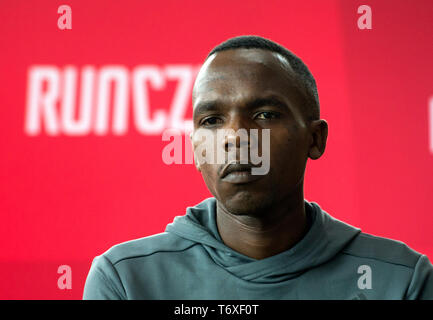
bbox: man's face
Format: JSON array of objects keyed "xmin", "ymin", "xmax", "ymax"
[{"xmin": 191, "ymin": 48, "xmax": 313, "ymax": 216}]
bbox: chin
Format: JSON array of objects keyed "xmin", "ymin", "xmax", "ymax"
[{"xmin": 219, "ymin": 191, "xmax": 272, "ymax": 216}]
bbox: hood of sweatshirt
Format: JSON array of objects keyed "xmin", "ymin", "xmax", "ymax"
[{"xmin": 165, "ymin": 197, "xmax": 361, "ymax": 283}]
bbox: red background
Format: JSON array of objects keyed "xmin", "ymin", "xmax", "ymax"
[{"xmin": 0, "ymin": 0, "xmax": 432, "ymax": 299}]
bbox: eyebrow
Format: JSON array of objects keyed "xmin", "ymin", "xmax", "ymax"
[
  {"xmin": 247, "ymin": 96, "xmax": 289, "ymax": 111},
  {"xmin": 193, "ymin": 95, "xmax": 289, "ymax": 118}
]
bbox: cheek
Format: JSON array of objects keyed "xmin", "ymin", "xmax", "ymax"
[
  {"xmin": 192, "ymin": 131, "xmax": 222, "ymax": 169},
  {"xmin": 198, "ymin": 164, "xmax": 219, "ymax": 192},
  {"xmin": 269, "ymin": 128, "xmax": 308, "ymax": 175},
  {"xmin": 269, "ymin": 128, "xmax": 292, "ymax": 160}
]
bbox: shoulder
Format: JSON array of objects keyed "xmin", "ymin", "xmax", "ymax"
[
  {"xmin": 342, "ymin": 231, "xmax": 422, "ymax": 268},
  {"xmin": 100, "ymin": 231, "xmax": 197, "ymax": 266},
  {"xmin": 84, "ymin": 232, "xmax": 196, "ymax": 299}
]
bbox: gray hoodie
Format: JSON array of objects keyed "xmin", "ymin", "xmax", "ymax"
[{"xmin": 83, "ymin": 197, "xmax": 433, "ymax": 299}]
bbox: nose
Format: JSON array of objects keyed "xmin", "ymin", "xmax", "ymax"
[{"xmin": 222, "ymin": 114, "xmax": 251, "ymax": 153}]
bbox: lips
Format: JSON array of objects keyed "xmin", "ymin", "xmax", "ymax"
[
  {"xmin": 220, "ymin": 162, "xmax": 255, "ymax": 179},
  {"xmin": 219, "ymin": 162, "xmax": 264, "ymax": 184}
]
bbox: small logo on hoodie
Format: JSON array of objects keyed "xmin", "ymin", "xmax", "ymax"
[{"xmin": 351, "ymin": 292, "xmax": 368, "ymax": 300}]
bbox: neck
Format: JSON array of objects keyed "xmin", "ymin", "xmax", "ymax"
[{"xmin": 216, "ymin": 188, "xmax": 309, "ymax": 260}]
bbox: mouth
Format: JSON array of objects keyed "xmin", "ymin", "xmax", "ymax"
[{"xmin": 220, "ymin": 162, "xmax": 263, "ymax": 184}]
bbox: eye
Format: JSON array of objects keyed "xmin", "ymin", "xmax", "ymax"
[
  {"xmin": 201, "ymin": 116, "xmax": 223, "ymax": 126},
  {"xmin": 255, "ymin": 111, "xmax": 281, "ymax": 120}
]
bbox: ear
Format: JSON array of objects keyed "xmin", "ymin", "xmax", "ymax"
[
  {"xmin": 190, "ymin": 131, "xmax": 201, "ymax": 172},
  {"xmin": 308, "ymin": 119, "xmax": 328, "ymax": 160}
]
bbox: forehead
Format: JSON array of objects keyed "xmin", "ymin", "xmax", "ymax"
[{"xmin": 193, "ymin": 48, "xmax": 301, "ymax": 106}]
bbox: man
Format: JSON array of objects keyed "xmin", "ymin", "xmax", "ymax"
[{"xmin": 83, "ymin": 35, "xmax": 433, "ymax": 299}]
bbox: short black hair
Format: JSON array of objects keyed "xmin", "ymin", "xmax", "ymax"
[{"xmin": 206, "ymin": 35, "xmax": 320, "ymax": 121}]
